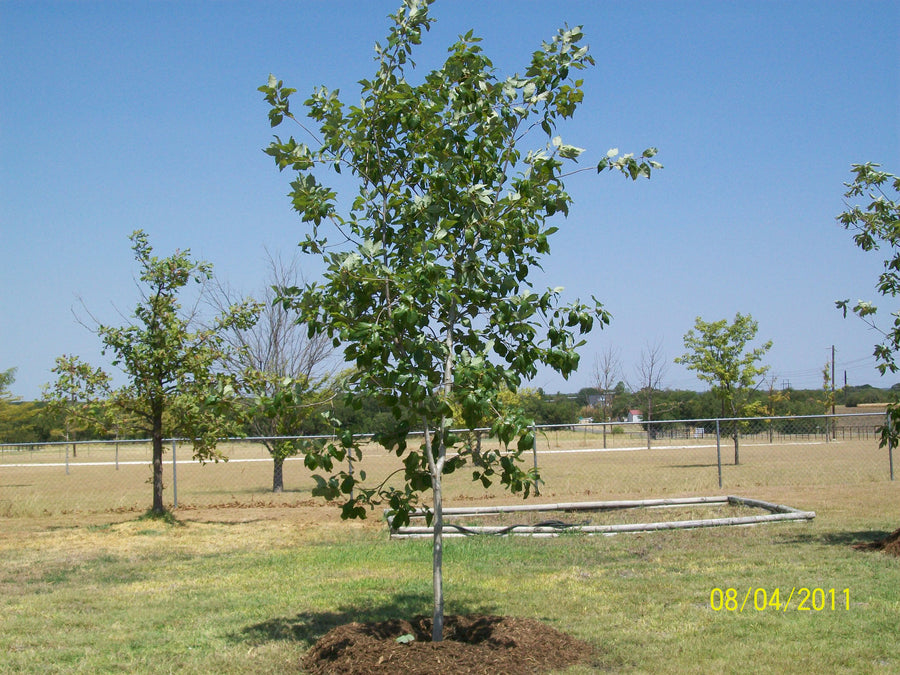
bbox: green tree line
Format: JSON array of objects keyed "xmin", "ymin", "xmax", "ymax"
[{"xmin": 2, "ymin": 377, "xmax": 891, "ymax": 446}]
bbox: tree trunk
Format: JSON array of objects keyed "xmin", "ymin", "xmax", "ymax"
[
  {"xmin": 431, "ymin": 460, "xmax": 444, "ymax": 643},
  {"xmin": 732, "ymin": 408, "xmax": 740, "ymax": 465},
  {"xmin": 733, "ymin": 431, "xmax": 740, "ymax": 465},
  {"xmin": 152, "ymin": 431, "xmax": 165, "ymax": 514},
  {"xmin": 273, "ymin": 456, "xmax": 284, "ymax": 493},
  {"xmin": 423, "ymin": 424, "xmax": 445, "ymax": 642},
  {"xmin": 151, "ymin": 402, "xmax": 166, "ymax": 515}
]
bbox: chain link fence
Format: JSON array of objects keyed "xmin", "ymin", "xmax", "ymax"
[{"xmin": 1, "ymin": 413, "xmax": 893, "ymax": 517}]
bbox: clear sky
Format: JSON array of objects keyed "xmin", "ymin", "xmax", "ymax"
[{"xmin": 2, "ymin": 0, "xmax": 898, "ymax": 401}]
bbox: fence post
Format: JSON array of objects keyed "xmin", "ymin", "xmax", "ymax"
[
  {"xmin": 716, "ymin": 419, "xmax": 722, "ymax": 489},
  {"xmin": 171, "ymin": 439, "xmax": 178, "ymax": 509}
]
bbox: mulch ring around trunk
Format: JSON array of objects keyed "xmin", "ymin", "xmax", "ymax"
[
  {"xmin": 302, "ymin": 614, "xmax": 595, "ymax": 675},
  {"xmin": 853, "ymin": 527, "xmax": 900, "ymax": 556}
]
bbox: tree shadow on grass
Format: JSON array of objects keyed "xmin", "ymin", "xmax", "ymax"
[
  {"xmin": 777, "ymin": 529, "xmax": 893, "ymax": 547},
  {"xmin": 233, "ymin": 592, "xmax": 498, "ymax": 649},
  {"xmin": 182, "ymin": 518, "xmax": 273, "ymax": 526}
]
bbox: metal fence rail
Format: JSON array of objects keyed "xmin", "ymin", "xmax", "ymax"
[{"xmin": 0, "ymin": 413, "xmax": 892, "ymax": 517}]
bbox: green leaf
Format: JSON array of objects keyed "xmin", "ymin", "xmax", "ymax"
[{"xmin": 558, "ymin": 144, "xmax": 584, "ymax": 160}]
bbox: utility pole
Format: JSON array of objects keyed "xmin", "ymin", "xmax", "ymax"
[
  {"xmin": 831, "ymin": 345, "xmax": 836, "ymax": 440},
  {"xmin": 831, "ymin": 345, "xmax": 836, "ymax": 416}
]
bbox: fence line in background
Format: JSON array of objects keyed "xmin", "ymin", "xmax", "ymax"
[{"xmin": 0, "ymin": 412, "xmax": 893, "ymax": 516}]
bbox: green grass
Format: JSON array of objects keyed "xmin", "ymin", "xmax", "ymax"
[
  {"xmin": 1, "ymin": 432, "xmax": 898, "ymax": 672},
  {"xmin": 1, "ymin": 483, "xmax": 899, "ymax": 674}
]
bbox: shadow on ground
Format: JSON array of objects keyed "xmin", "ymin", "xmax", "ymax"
[
  {"xmin": 778, "ymin": 529, "xmax": 893, "ymax": 547},
  {"xmin": 234, "ymin": 592, "xmax": 497, "ymax": 648}
]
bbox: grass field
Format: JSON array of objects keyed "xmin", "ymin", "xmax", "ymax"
[
  {"xmin": 0, "ymin": 428, "xmax": 892, "ymax": 516},
  {"xmin": 1, "ymin": 432, "xmax": 899, "ymax": 673}
]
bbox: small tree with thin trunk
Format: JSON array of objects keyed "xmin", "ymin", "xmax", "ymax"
[
  {"xmin": 43, "ymin": 355, "xmax": 112, "ymax": 456},
  {"xmin": 261, "ymin": 0, "xmax": 659, "ymax": 641},
  {"xmin": 1, "ymin": 368, "xmax": 39, "ymax": 443},
  {"xmin": 675, "ymin": 313, "xmax": 772, "ymax": 464},
  {"xmin": 633, "ymin": 339, "xmax": 668, "ymax": 448},
  {"xmin": 593, "ymin": 346, "xmax": 622, "ymax": 448},
  {"xmin": 47, "ymin": 231, "xmax": 258, "ymax": 515},
  {"xmin": 208, "ymin": 253, "xmax": 334, "ymax": 492}
]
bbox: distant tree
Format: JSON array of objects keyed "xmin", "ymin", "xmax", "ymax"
[
  {"xmin": 530, "ymin": 393, "xmax": 581, "ymax": 425},
  {"xmin": 260, "ymin": 0, "xmax": 659, "ymax": 641},
  {"xmin": 208, "ymin": 253, "xmax": 334, "ymax": 492},
  {"xmin": 0, "ymin": 368, "xmax": 15, "ymax": 399},
  {"xmin": 633, "ymin": 339, "xmax": 668, "ymax": 447},
  {"xmin": 675, "ymin": 313, "xmax": 772, "ymax": 464},
  {"xmin": 43, "ymin": 355, "xmax": 112, "ymax": 455},
  {"xmin": 756, "ymin": 374, "xmax": 790, "ymax": 441},
  {"xmin": 0, "ymin": 368, "xmax": 37, "ymax": 443},
  {"xmin": 610, "ymin": 381, "xmax": 631, "ymax": 419},
  {"xmin": 836, "ymin": 162, "xmax": 900, "ymax": 449},
  {"xmin": 45, "ymin": 231, "xmax": 258, "ymax": 515},
  {"xmin": 821, "ymin": 361, "xmax": 838, "ymax": 439},
  {"xmin": 843, "ymin": 385, "xmax": 887, "ymax": 407},
  {"xmin": 593, "ymin": 346, "xmax": 622, "ymax": 447}
]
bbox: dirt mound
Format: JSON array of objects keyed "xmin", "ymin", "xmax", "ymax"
[
  {"xmin": 853, "ymin": 527, "xmax": 900, "ymax": 556},
  {"xmin": 302, "ymin": 614, "xmax": 594, "ymax": 674}
]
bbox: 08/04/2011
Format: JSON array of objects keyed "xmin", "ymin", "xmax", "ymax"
[{"xmin": 710, "ymin": 587, "xmax": 850, "ymax": 612}]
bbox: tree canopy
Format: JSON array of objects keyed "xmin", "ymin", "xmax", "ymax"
[
  {"xmin": 837, "ymin": 163, "xmax": 900, "ymax": 375},
  {"xmin": 0, "ymin": 368, "xmax": 36, "ymax": 443},
  {"xmin": 261, "ymin": 0, "xmax": 659, "ymax": 640},
  {"xmin": 208, "ymin": 254, "xmax": 334, "ymax": 493},
  {"xmin": 836, "ymin": 162, "xmax": 900, "ymax": 445},
  {"xmin": 675, "ymin": 313, "xmax": 772, "ymax": 463},
  {"xmin": 45, "ymin": 231, "xmax": 259, "ymax": 514}
]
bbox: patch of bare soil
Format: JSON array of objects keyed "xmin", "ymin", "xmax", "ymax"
[
  {"xmin": 302, "ymin": 614, "xmax": 594, "ymax": 675},
  {"xmin": 853, "ymin": 527, "xmax": 900, "ymax": 556}
]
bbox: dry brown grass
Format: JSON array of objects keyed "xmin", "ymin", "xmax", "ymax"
[{"xmin": 1, "ymin": 430, "xmax": 894, "ymax": 525}]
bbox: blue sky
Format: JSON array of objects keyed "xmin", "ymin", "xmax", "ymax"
[{"xmin": 2, "ymin": 0, "xmax": 898, "ymax": 401}]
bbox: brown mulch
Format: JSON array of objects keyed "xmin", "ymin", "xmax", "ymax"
[
  {"xmin": 302, "ymin": 614, "xmax": 595, "ymax": 675},
  {"xmin": 853, "ymin": 527, "xmax": 900, "ymax": 556}
]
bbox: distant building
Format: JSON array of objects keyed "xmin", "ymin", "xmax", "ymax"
[{"xmin": 627, "ymin": 409, "xmax": 643, "ymax": 423}]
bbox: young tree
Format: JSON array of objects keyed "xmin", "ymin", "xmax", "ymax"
[
  {"xmin": 0, "ymin": 368, "xmax": 37, "ymax": 443},
  {"xmin": 632, "ymin": 339, "xmax": 668, "ymax": 448},
  {"xmin": 593, "ymin": 346, "xmax": 622, "ymax": 448},
  {"xmin": 836, "ymin": 162, "xmax": 900, "ymax": 446},
  {"xmin": 43, "ymin": 355, "xmax": 112, "ymax": 454},
  {"xmin": 260, "ymin": 0, "xmax": 659, "ymax": 640},
  {"xmin": 675, "ymin": 313, "xmax": 772, "ymax": 464},
  {"xmin": 759, "ymin": 374, "xmax": 789, "ymax": 441},
  {"xmin": 208, "ymin": 253, "xmax": 334, "ymax": 492},
  {"xmin": 0, "ymin": 368, "xmax": 16, "ymax": 400},
  {"xmin": 46, "ymin": 231, "xmax": 258, "ymax": 515}
]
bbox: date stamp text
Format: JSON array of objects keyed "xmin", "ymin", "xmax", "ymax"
[{"xmin": 710, "ymin": 587, "xmax": 850, "ymax": 612}]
